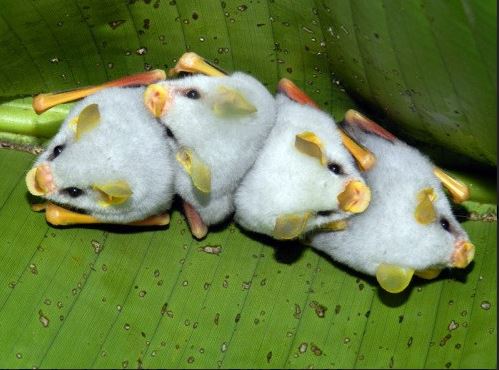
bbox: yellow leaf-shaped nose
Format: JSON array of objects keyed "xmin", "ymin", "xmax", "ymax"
[
  {"xmin": 376, "ymin": 264, "xmax": 415, "ymax": 293},
  {"xmin": 26, "ymin": 164, "xmax": 55, "ymax": 195},
  {"xmin": 452, "ymin": 241, "xmax": 475, "ymax": 268},
  {"xmin": 26, "ymin": 167, "xmax": 45, "ymax": 196},
  {"xmin": 144, "ymin": 84, "xmax": 171, "ymax": 117},
  {"xmin": 337, "ymin": 181, "xmax": 371, "ymax": 213}
]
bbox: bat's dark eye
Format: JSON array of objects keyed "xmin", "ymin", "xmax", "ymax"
[
  {"xmin": 166, "ymin": 127, "xmax": 175, "ymax": 138},
  {"xmin": 328, "ymin": 162, "xmax": 343, "ymax": 175},
  {"xmin": 185, "ymin": 89, "xmax": 200, "ymax": 99},
  {"xmin": 440, "ymin": 217, "xmax": 450, "ymax": 232},
  {"xmin": 49, "ymin": 145, "xmax": 65, "ymax": 160},
  {"xmin": 53, "ymin": 145, "xmax": 64, "ymax": 158},
  {"xmin": 62, "ymin": 187, "xmax": 84, "ymax": 198}
]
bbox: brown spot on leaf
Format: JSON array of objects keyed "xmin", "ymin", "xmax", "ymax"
[
  {"xmin": 294, "ymin": 304, "xmax": 302, "ymax": 319},
  {"xmin": 440, "ymin": 334, "xmax": 452, "ymax": 346},
  {"xmin": 38, "ymin": 310, "xmax": 49, "ymax": 327},
  {"xmin": 309, "ymin": 300, "xmax": 327, "ymax": 318},
  {"xmin": 311, "ymin": 343, "xmax": 322, "ymax": 356},
  {"xmin": 199, "ymin": 245, "xmax": 222, "ymax": 255}
]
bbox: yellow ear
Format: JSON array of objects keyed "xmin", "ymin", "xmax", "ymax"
[
  {"xmin": 414, "ymin": 187, "xmax": 437, "ymax": 224},
  {"xmin": 212, "ymin": 86, "xmax": 257, "ymax": 117},
  {"xmin": 93, "ymin": 180, "xmax": 132, "ymax": 207},
  {"xmin": 176, "ymin": 148, "xmax": 211, "ymax": 193},
  {"xmin": 295, "ymin": 131, "xmax": 327, "ymax": 165},
  {"xmin": 273, "ymin": 212, "xmax": 311, "ymax": 240},
  {"xmin": 75, "ymin": 104, "xmax": 101, "ymax": 140},
  {"xmin": 376, "ymin": 264, "xmax": 415, "ymax": 293}
]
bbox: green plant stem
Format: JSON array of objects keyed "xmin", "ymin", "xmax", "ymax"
[{"xmin": 0, "ymin": 97, "xmax": 71, "ymax": 138}]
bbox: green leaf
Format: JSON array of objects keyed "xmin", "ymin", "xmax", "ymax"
[
  {"xmin": 0, "ymin": 98, "xmax": 71, "ymax": 139},
  {"xmin": 0, "ymin": 1, "xmax": 495, "ymax": 168},
  {"xmin": 0, "ymin": 0, "xmax": 496, "ymax": 368},
  {"xmin": 0, "ymin": 149, "xmax": 496, "ymax": 368},
  {"xmin": 316, "ymin": 0, "xmax": 496, "ymax": 166}
]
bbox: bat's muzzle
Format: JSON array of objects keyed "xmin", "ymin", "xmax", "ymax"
[
  {"xmin": 144, "ymin": 84, "xmax": 171, "ymax": 118},
  {"xmin": 451, "ymin": 240, "xmax": 475, "ymax": 268},
  {"xmin": 26, "ymin": 164, "xmax": 56, "ymax": 196},
  {"xmin": 337, "ymin": 180, "xmax": 371, "ymax": 213}
]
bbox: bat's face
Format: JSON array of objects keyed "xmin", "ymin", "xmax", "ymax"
[
  {"xmin": 235, "ymin": 96, "xmax": 370, "ymax": 240},
  {"xmin": 361, "ymin": 173, "xmax": 471, "ymax": 272},
  {"xmin": 311, "ymin": 134, "xmax": 474, "ymax": 293},
  {"xmin": 144, "ymin": 72, "xmax": 276, "ymax": 196},
  {"xmin": 26, "ymin": 87, "xmax": 174, "ymax": 223}
]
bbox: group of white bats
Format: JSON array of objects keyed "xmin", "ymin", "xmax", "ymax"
[{"xmin": 25, "ymin": 52, "xmax": 475, "ymax": 293}]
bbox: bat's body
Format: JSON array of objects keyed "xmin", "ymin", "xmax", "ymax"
[
  {"xmin": 26, "ymin": 87, "xmax": 175, "ymax": 224},
  {"xmin": 145, "ymin": 72, "xmax": 276, "ymax": 237},
  {"xmin": 234, "ymin": 95, "xmax": 370, "ymax": 240},
  {"xmin": 310, "ymin": 120, "xmax": 474, "ymax": 292}
]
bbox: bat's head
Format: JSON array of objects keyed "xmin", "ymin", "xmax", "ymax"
[
  {"xmin": 235, "ymin": 95, "xmax": 371, "ymax": 240},
  {"xmin": 143, "ymin": 72, "xmax": 276, "ymax": 196},
  {"xmin": 26, "ymin": 87, "xmax": 174, "ymax": 224},
  {"xmin": 311, "ymin": 133, "xmax": 474, "ymax": 293}
]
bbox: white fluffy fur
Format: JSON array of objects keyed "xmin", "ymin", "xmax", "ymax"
[
  {"xmin": 155, "ymin": 72, "xmax": 276, "ymax": 225},
  {"xmin": 310, "ymin": 127, "xmax": 471, "ymax": 276},
  {"xmin": 33, "ymin": 87, "xmax": 175, "ymax": 223},
  {"xmin": 234, "ymin": 95, "xmax": 367, "ymax": 237}
]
